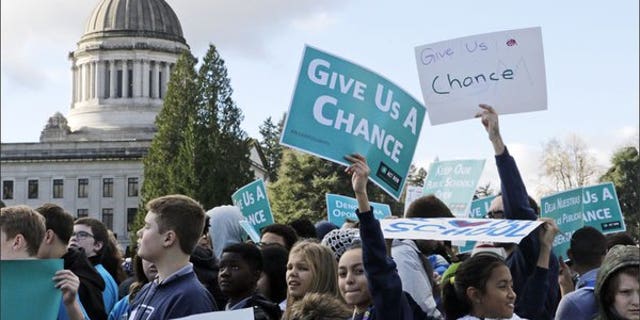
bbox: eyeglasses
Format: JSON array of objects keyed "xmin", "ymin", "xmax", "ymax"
[
  {"xmin": 71, "ymin": 231, "xmax": 94, "ymax": 239},
  {"xmin": 486, "ymin": 210, "xmax": 505, "ymax": 219}
]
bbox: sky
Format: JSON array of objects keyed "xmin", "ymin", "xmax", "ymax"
[{"xmin": 1, "ymin": 0, "xmax": 638, "ymax": 199}]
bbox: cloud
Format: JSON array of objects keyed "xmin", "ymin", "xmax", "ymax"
[{"xmin": 169, "ymin": 0, "xmax": 343, "ymax": 57}]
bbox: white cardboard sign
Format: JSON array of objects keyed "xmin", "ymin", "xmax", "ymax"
[{"xmin": 415, "ymin": 27, "xmax": 547, "ymax": 125}]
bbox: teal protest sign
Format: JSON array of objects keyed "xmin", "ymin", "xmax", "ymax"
[
  {"xmin": 541, "ymin": 182, "xmax": 625, "ymax": 259},
  {"xmin": 582, "ymin": 182, "xmax": 625, "ymax": 233},
  {"xmin": 458, "ymin": 195, "xmax": 497, "ymax": 253},
  {"xmin": 1, "ymin": 259, "xmax": 63, "ymax": 320},
  {"xmin": 281, "ymin": 46, "xmax": 426, "ymax": 200},
  {"xmin": 326, "ymin": 193, "xmax": 392, "ymax": 227},
  {"xmin": 541, "ymin": 188, "xmax": 586, "ymax": 259},
  {"xmin": 232, "ymin": 179, "xmax": 274, "ymax": 235},
  {"xmin": 422, "ymin": 159, "xmax": 486, "ymax": 217},
  {"xmin": 239, "ymin": 219, "xmax": 261, "ymax": 243}
]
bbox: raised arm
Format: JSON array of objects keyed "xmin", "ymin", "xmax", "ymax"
[
  {"xmin": 475, "ymin": 104, "xmax": 536, "ymax": 221},
  {"xmin": 345, "ymin": 154, "xmax": 410, "ymax": 320}
]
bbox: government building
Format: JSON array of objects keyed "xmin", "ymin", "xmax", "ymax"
[{"xmin": 0, "ymin": 0, "xmax": 267, "ymax": 247}]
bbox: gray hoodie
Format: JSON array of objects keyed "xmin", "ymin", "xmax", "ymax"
[{"xmin": 594, "ymin": 245, "xmax": 640, "ymax": 320}]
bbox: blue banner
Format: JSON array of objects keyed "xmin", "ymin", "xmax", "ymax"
[{"xmin": 281, "ymin": 46, "xmax": 426, "ymax": 200}]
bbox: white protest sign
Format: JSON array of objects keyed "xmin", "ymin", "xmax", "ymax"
[
  {"xmin": 415, "ymin": 27, "xmax": 547, "ymax": 125},
  {"xmin": 173, "ymin": 308, "xmax": 254, "ymax": 320},
  {"xmin": 380, "ymin": 218, "xmax": 542, "ymax": 243}
]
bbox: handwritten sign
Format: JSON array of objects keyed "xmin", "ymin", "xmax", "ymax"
[
  {"xmin": 326, "ymin": 193, "xmax": 392, "ymax": 227},
  {"xmin": 415, "ymin": 27, "xmax": 547, "ymax": 125},
  {"xmin": 1, "ymin": 259, "xmax": 63, "ymax": 320},
  {"xmin": 541, "ymin": 182, "xmax": 625, "ymax": 259},
  {"xmin": 422, "ymin": 159, "xmax": 486, "ymax": 217},
  {"xmin": 281, "ymin": 46, "xmax": 426, "ymax": 200},
  {"xmin": 458, "ymin": 195, "xmax": 498, "ymax": 253},
  {"xmin": 232, "ymin": 179, "xmax": 274, "ymax": 235},
  {"xmin": 380, "ymin": 218, "xmax": 542, "ymax": 243}
]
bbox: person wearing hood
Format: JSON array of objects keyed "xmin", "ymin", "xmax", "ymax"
[
  {"xmin": 218, "ymin": 242, "xmax": 282, "ymax": 320},
  {"xmin": 36, "ymin": 203, "xmax": 107, "ymax": 320},
  {"xmin": 207, "ymin": 205, "xmax": 246, "ymax": 260},
  {"xmin": 594, "ymin": 245, "xmax": 639, "ymax": 320}
]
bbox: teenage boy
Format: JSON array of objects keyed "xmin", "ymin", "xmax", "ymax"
[
  {"xmin": 0, "ymin": 205, "xmax": 85, "ymax": 320},
  {"xmin": 218, "ymin": 242, "xmax": 282, "ymax": 320},
  {"xmin": 36, "ymin": 203, "xmax": 105, "ymax": 320},
  {"xmin": 128, "ymin": 195, "xmax": 216, "ymax": 319}
]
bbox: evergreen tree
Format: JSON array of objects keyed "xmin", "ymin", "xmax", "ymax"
[
  {"xmin": 268, "ymin": 149, "xmax": 402, "ymax": 223},
  {"xmin": 259, "ymin": 114, "xmax": 284, "ymax": 182},
  {"xmin": 194, "ymin": 44, "xmax": 253, "ymax": 208},
  {"xmin": 134, "ymin": 46, "xmax": 254, "ymax": 241}
]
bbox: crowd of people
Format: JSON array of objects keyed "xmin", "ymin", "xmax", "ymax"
[{"xmin": 1, "ymin": 105, "xmax": 638, "ymax": 320}]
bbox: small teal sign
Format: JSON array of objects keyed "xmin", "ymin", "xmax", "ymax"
[
  {"xmin": 232, "ymin": 179, "xmax": 275, "ymax": 235},
  {"xmin": 326, "ymin": 193, "xmax": 392, "ymax": 227},
  {"xmin": 422, "ymin": 159, "xmax": 486, "ymax": 217}
]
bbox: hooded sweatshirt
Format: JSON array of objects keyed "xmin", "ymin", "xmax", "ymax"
[
  {"xmin": 594, "ymin": 245, "xmax": 640, "ymax": 320},
  {"xmin": 207, "ymin": 205, "xmax": 246, "ymax": 260},
  {"xmin": 63, "ymin": 247, "xmax": 107, "ymax": 320}
]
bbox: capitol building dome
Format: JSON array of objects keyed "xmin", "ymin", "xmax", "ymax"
[{"xmin": 64, "ymin": 0, "xmax": 190, "ymax": 141}]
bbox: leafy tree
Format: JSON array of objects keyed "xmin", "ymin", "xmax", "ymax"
[
  {"xmin": 599, "ymin": 146, "xmax": 640, "ymax": 242},
  {"xmin": 268, "ymin": 149, "xmax": 402, "ymax": 223},
  {"xmin": 474, "ymin": 182, "xmax": 494, "ymax": 199},
  {"xmin": 259, "ymin": 114, "xmax": 285, "ymax": 182},
  {"xmin": 540, "ymin": 134, "xmax": 599, "ymax": 191},
  {"xmin": 406, "ymin": 164, "xmax": 427, "ymax": 186}
]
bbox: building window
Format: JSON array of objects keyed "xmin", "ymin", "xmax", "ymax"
[
  {"xmin": 127, "ymin": 208, "xmax": 138, "ymax": 232},
  {"xmin": 77, "ymin": 209, "xmax": 89, "ymax": 218},
  {"xmin": 103, "ymin": 178, "xmax": 113, "ymax": 198},
  {"xmin": 127, "ymin": 178, "xmax": 139, "ymax": 197},
  {"xmin": 159, "ymin": 71, "xmax": 163, "ymax": 98},
  {"xmin": 149, "ymin": 70, "xmax": 153, "ymax": 97},
  {"xmin": 2, "ymin": 181, "xmax": 13, "ymax": 200},
  {"xmin": 28, "ymin": 180, "xmax": 38, "ymax": 199},
  {"xmin": 105, "ymin": 71, "xmax": 111, "ymax": 98},
  {"xmin": 53, "ymin": 179, "xmax": 64, "ymax": 198},
  {"xmin": 102, "ymin": 208, "xmax": 114, "ymax": 230},
  {"xmin": 78, "ymin": 178, "xmax": 89, "ymax": 198}
]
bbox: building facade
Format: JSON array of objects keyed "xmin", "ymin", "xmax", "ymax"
[{"xmin": 1, "ymin": 0, "xmax": 267, "ymax": 247}]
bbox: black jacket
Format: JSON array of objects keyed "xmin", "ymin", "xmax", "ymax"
[
  {"xmin": 190, "ymin": 245, "xmax": 227, "ymax": 308},
  {"xmin": 239, "ymin": 293, "xmax": 283, "ymax": 320},
  {"xmin": 63, "ymin": 247, "xmax": 107, "ymax": 320}
]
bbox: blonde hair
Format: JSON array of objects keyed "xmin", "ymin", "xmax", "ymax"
[{"xmin": 283, "ymin": 240, "xmax": 340, "ymax": 318}]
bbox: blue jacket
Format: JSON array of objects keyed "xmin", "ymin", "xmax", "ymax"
[
  {"xmin": 497, "ymin": 147, "xmax": 560, "ymax": 320},
  {"xmin": 95, "ymin": 264, "xmax": 119, "ymax": 314},
  {"xmin": 57, "ymin": 295, "xmax": 90, "ymax": 320},
  {"xmin": 356, "ymin": 209, "xmax": 435, "ymax": 320},
  {"xmin": 554, "ymin": 268, "xmax": 599, "ymax": 320},
  {"xmin": 127, "ymin": 264, "xmax": 216, "ymax": 320}
]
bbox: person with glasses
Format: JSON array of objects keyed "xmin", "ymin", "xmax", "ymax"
[
  {"xmin": 475, "ymin": 104, "xmax": 561, "ymax": 319},
  {"xmin": 1, "ymin": 205, "xmax": 86, "ymax": 320},
  {"xmin": 70, "ymin": 218, "xmax": 124, "ymax": 315},
  {"xmin": 36, "ymin": 203, "xmax": 107, "ymax": 320}
]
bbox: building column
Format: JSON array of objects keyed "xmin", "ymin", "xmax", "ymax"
[
  {"xmin": 109, "ymin": 60, "xmax": 117, "ymax": 98},
  {"xmin": 142, "ymin": 60, "xmax": 150, "ymax": 98},
  {"xmin": 151, "ymin": 61, "xmax": 159, "ymax": 99},
  {"xmin": 71, "ymin": 66, "xmax": 77, "ymax": 103},
  {"xmin": 133, "ymin": 60, "xmax": 142, "ymax": 97},
  {"xmin": 89, "ymin": 62, "xmax": 95, "ymax": 99},
  {"xmin": 122, "ymin": 60, "xmax": 129, "ymax": 98},
  {"xmin": 163, "ymin": 62, "xmax": 171, "ymax": 99},
  {"xmin": 96, "ymin": 61, "xmax": 105, "ymax": 99},
  {"xmin": 81, "ymin": 63, "xmax": 88, "ymax": 101}
]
